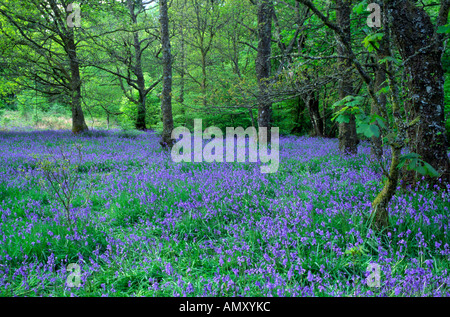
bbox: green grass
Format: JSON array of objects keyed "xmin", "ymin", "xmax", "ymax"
[{"xmin": 1, "ymin": 134, "xmax": 450, "ymax": 297}]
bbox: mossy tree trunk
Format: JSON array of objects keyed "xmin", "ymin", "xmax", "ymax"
[{"xmin": 370, "ymin": 146, "xmax": 401, "ymax": 230}]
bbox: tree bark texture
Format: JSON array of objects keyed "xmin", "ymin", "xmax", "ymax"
[
  {"xmin": 256, "ymin": 0, "xmax": 273, "ymax": 143},
  {"xmin": 160, "ymin": 0, "xmax": 174, "ymax": 148},
  {"xmin": 387, "ymin": 0, "xmax": 450, "ymax": 183},
  {"xmin": 336, "ymin": 0, "xmax": 358, "ymax": 155}
]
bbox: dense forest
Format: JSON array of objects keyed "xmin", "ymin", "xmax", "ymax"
[{"xmin": 0, "ymin": 0, "xmax": 450, "ymax": 299}]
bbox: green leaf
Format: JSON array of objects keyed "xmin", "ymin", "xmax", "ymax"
[
  {"xmin": 416, "ymin": 164, "xmax": 426, "ymax": 176},
  {"xmin": 397, "ymin": 159, "xmax": 406, "ymax": 169},
  {"xmin": 331, "ymin": 99, "xmax": 346, "ymax": 109},
  {"xmin": 362, "ymin": 33, "xmax": 384, "ymax": 52},
  {"xmin": 376, "ymin": 86, "xmax": 390, "ymax": 95},
  {"xmin": 353, "ymin": 0, "xmax": 368, "ymax": 14},
  {"xmin": 401, "ymin": 153, "xmax": 421, "ymax": 161},
  {"xmin": 423, "ymin": 162, "xmax": 439, "ymax": 177},
  {"xmin": 375, "ymin": 117, "xmax": 387, "ymax": 129},
  {"xmin": 336, "ymin": 114, "xmax": 350, "ymax": 123},
  {"xmin": 378, "ymin": 56, "xmax": 399, "ymax": 65},
  {"xmin": 367, "ymin": 124, "xmax": 380, "ymax": 138},
  {"xmin": 437, "ymin": 24, "xmax": 450, "ymax": 34},
  {"xmin": 408, "ymin": 159, "xmax": 419, "ymax": 170},
  {"xmin": 357, "ymin": 123, "xmax": 369, "ymax": 135}
]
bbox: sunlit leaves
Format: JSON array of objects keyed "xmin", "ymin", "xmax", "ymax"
[
  {"xmin": 352, "ymin": 0, "xmax": 370, "ymax": 15},
  {"xmin": 362, "ymin": 33, "xmax": 384, "ymax": 52}
]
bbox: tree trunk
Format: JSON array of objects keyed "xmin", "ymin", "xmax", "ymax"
[
  {"xmin": 249, "ymin": 108, "xmax": 256, "ymax": 128},
  {"xmin": 179, "ymin": 3, "xmax": 186, "ymax": 125},
  {"xmin": 371, "ymin": 2, "xmax": 388, "ymax": 159},
  {"xmin": 160, "ymin": 0, "xmax": 174, "ymax": 148},
  {"xmin": 306, "ymin": 92, "xmax": 323, "ymax": 137},
  {"xmin": 370, "ymin": 30, "xmax": 407, "ymax": 231},
  {"xmin": 126, "ymin": 0, "xmax": 148, "ymax": 131},
  {"xmin": 256, "ymin": 0, "xmax": 273, "ymax": 144},
  {"xmin": 133, "ymin": 31, "xmax": 147, "ymax": 131},
  {"xmin": 135, "ymin": 89, "xmax": 147, "ymax": 130},
  {"xmin": 387, "ymin": 0, "xmax": 450, "ymax": 183},
  {"xmin": 67, "ymin": 30, "xmax": 88, "ymax": 134},
  {"xmin": 201, "ymin": 51, "xmax": 208, "ymax": 108},
  {"xmin": 336, "ymin": 0, "xmax": 358, "ymax": 154},
  {"xmin": 371, "ymin": 146, "xmax": 401, "ymax": 230}
]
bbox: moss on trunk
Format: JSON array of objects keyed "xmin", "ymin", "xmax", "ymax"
[{"xmin": 370, "ymin": 146, "xmax": 401, "ymax": 230}]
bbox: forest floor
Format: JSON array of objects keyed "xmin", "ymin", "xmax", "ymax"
[
  {"xmin": 0, "ymin": 110, "xmax": 112, "ymax": 131},
  {"xmin": 0, "ymin": 129, "xmax": 449, "ymax": 296}
]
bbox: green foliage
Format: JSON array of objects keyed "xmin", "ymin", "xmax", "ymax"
[
  {"xmin": 353, "ymin": 0, "xmax": 370, "ymax": 15},
  {"xmin": 437, "ymin": 24, "xmax": 450, "ymax": 34},
  {"xmin": 445, "ymin": 74, "xmax": 450, "ymax": 142},
  {"xmin": 114, "ymin": 128, "xmax": 146, "ymax": 139},
  {"xmin": 397, "ymin": 153, "xmax": 440, "ymax": 178},
  {"xmin": 362, "ymin": 33, "xmax": 384, "ymax": 52},
  {"xmin": 47, "ymin": 103, "xmax": 70, "ymax": 116},
  {"xmin": 331, "ymin": 96, "xmax": 385, "ymax": 138}
]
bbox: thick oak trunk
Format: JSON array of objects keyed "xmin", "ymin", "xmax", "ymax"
[
  {"xmin": 67, "ymin": 32, "xmax": 88, "ymax": 134},
  {"xmin": 387, "ymin": 0, "xmax": 450, "ymax": 183}
]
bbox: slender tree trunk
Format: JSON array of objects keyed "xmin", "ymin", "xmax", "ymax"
[
  {"xmin": 67, "ymin": 30, "xmax": 88, "ymax": 134},
  {"xmin": 291, "ymin": 96, "xmax": 305, "ymax": 135},
  {"xmin": 371, "ymin": 3, "xmax": 388, "ymax": 159},
  {"xmin": 126, "ymin": 0, "xmax": 148, "ymax": 131},
  {"xmin": 134, "ymin": 30, "xmax": 147, "ymax": 131},
  {"xmin": 179, "ymin": 3, "xmax": 186, "ymax": 124},
  {"xmin": 201, "ymin": 51, "xmax": 208, "ymax": 108},
  {"xmin": 370, "ymin": 36, "xmax": 406, "ymax": 231},
  {"xmin": 256, "ymin": 0, "xmax": 273, "ymax": 143},
  {"xmin": 387, "ymin": 0, "xmax": 450, "ymax": 183},
  {"xmin": 306, "ymin": 92, "xmax": 323, "ymax": 137},
  {"xmin": 371, "ymin": 146, "xmax": 401, "ymax": 230},
  {"xmin": 160, "ymin": 0, "xmax": 174, "ymax": 148},
  {"xmin": 336, "ymin": 0, "xmax": 358, "ymax": 154},
  {"xmin": 249, "ymin": 108, "xmax": 256, "ymax": 128}
]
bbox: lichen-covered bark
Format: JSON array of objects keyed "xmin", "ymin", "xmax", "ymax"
[
  {"xmin": 256, "ymin": 0, "xmax": 273, "ymax": 144},
  {"xmin": 371, "ymin": 146, "xmax": 401, "ymax": 230},
  {"xmin": 159, "ymin": 0, "xmax": 174, "ymax": 148},
  {"xmin": 387, "ymin": 0, "xmax": 450, "ymax": 183},
  {"xmin": 336, "ymin": 0, "xmax": 358, "ymax": 155}
]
